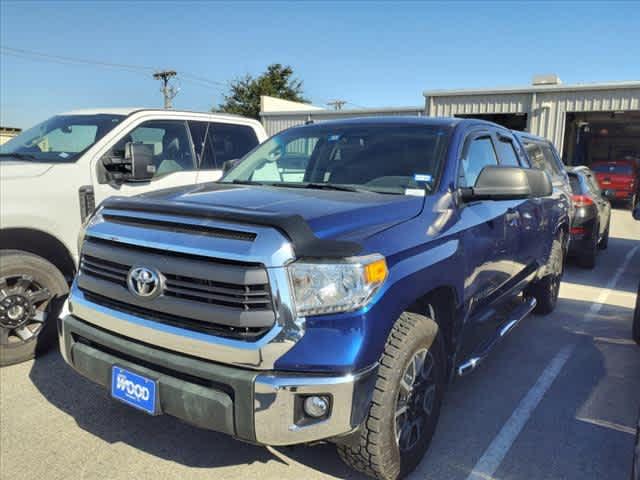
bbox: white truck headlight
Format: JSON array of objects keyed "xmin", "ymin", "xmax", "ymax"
[{"xmin": 287, "ymin": 254, "xmax": 388, "ymax": 316}]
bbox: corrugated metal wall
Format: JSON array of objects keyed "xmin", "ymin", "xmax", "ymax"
[
  {"xmin": 427, "ymin": 93, "xmax": 529, "ymax": 117},
  {"xmin": 426, "ymin": 86, "xmax": 640, "ymax": 155},
  {"xmin": 261, "ymin": 108, "xmax": 424, "ymax": 136}
]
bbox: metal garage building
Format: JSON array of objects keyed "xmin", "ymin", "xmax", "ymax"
[
  {"xmin": 261, "ymin": 76, "xmax": 640, "ymax": 167},
  {"xmin": 260, "ymin": 105, "xmax": 424, "ymax": 136},
  {"xmin": 425, "ymin": 76, "xmax": 640, "ymax": 166}
]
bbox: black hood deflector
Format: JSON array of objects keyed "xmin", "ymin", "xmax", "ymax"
[{"xmin": 101, "ymin": 196, "xmax": 363, "ymax": 258}]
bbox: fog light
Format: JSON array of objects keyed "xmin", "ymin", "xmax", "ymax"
[{"xmin": 303, "ymin": 395, "xmax": 329, "ymax": 418}]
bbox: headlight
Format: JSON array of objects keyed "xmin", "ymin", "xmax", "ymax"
[
  {"xmin": 77, "ymin": 205, "xmax": 104, "ymax": 254},
  {"xmin": 287, "ymin": 254, "xmax": 388, "ymax": 316}
]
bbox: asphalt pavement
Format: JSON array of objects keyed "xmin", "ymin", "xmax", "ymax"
[{"xmin": 1, "ymin": 208, "xmax": 639, "ymax": 480}]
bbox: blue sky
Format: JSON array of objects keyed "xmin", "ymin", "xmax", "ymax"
[{"xmin": 1, "ymin": 1, "xmax": 639, "ymax": 128}]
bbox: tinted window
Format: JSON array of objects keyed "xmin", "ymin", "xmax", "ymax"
[
  {"xmin": 495, "ymin": 137, "xmax": 520, "ymax": 166},
  {"xmin": 209, "ymin": 123, "xmax": 260, "ymax": 169},
  {"xmin": 188, "ymin": 121, "xmax": 216, "ymax": 169},
  {"xmin": 114, "ymin": 120, "xmax": 195, "ymax": 177},
  {"xmin": 222, "ymin": 124, "xmax": 452, "ymax": 195},
  {"xmin": 540, "ymin": 144, "xmax": 564, "ymax": 179},
  {"xmin": 524, "ymin": 141, "xmax": 563, "ymax": 181},
  {"xmin": 460, "ymin": 136, "xmax": 498, "ymax": 187}
]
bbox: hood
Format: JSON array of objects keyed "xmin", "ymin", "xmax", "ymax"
[
  {"xmin": 136, "ymin": 183, "xmax": 425, "ymax": 243},
  {"xmin": 0, "ymin": 161, "xmax": 55, "ymax": 179}
]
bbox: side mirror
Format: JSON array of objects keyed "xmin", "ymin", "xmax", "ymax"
[
  {"xmin": 633, "ymin": 204, "xmax": 640, "ymax": 221},
  {"xmin": 460, "ymin": 166, "xmax": 552, "ymax": 202},
  {"xmin": 222, "ymin": 158, "xmax": 241, "ymax": 174},
  {"xmin": 126, "ymin": 142, "xmax": 155, "ymax": 181}
]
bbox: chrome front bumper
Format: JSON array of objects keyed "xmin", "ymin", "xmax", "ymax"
[{"xmin": 58, "ymin": 313, "xmax": 377, "ymax": 446}]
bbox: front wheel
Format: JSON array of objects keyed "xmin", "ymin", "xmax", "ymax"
[
  {"xmin": 0, "ymin": 250, "xmax": 68, "ymax": 366},
  {"xmin": 337, "ymin": 311, "xmax": 445, "ymax": 480}
]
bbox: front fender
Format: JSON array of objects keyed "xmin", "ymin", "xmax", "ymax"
[{"xmin": 274, "ymin": 238, "xmax": 464, "ymax": 373}]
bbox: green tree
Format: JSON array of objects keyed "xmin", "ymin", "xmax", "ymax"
[{"xmin": 217, "ymin": 64, "xmax": 308, "ymax": 119}]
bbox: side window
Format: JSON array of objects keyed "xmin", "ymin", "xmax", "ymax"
[
  {"xmin": 495, "ymin": 136, "xmax": 520, "ymax": 166},
  {"xmin": 459, "ymin": 136, "xmax": 498, "ymax": 187},
  {"xmin": 540, "ymin": 144, "xmax": 564, "ymax": 180},
  {"xmin": 188, "ymin": 121, "xmax": 216, "ymax": 169},
  {"xmin": 194, "ymin": 123, "xmax": 259, "ymax": 170},
  {"xmin": 524, "ymin": 141, "xmax": 547, "ymax": 171},
  {"xmin": 114, "ymin": 120, "xmax": 195, "ymax": 178}
]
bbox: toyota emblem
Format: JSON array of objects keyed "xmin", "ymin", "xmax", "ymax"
[{"xmin": 127, "ymin": 266, "xmax": 162, "ymax": 299}]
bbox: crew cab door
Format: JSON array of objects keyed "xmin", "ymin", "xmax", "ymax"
[
  {"xmin": 191, "ymin": 122, "xmax": 260, "ymax": 184},
  {"xmin": 492, "ymin": 131, "xmax": 540, "ymax": 282},
  {"xmin": 457, "ymin": 131, "xmax": 515, "ymax": 350},
  {"xmin": 92, "ymin": 119, "xmax": 199, "ymax": 204}
]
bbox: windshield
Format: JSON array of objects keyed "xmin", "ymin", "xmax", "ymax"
[
  {"xmin": 0, "ymin": 114, "xmax": 125, "ymax": 163},
  {"xmin": 221, "ymin": 123, "xmax": 451, "ymax": 195},
  {"xmin": 591, "ymin": 163, "xmax": 634, "ymax": 175}
]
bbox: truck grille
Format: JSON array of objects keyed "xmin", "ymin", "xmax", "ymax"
[{"xmin": 77, "ymin": 237, "xmax": 275, "ymax": 339}]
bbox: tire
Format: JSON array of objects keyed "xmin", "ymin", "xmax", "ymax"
[
  {"xmin": 578, "ymin": 224, "xmax": 598, "ymax": 270},
  {"xmin": 526, "ymin": 233, "xmax": 564, "ymax": 315},
  {"xmin": 337, "ymin": 311, "xmax": 445, "ymax": 480},
  {"xmin": 598, "ymin": 218, "xmax": 610, "ymax": 250},
  {"xmin": 0, "ymin": 250, "xmax": 68, "ymax": 367}
]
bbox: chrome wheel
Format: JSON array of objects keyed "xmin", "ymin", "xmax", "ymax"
[
  {"xmin": 394, "ymin": 348, "xmax": 437, "ymax": 452},
  {"xmin": 0, "ymin": 275, "xmax": 51, "ymax": 346}
]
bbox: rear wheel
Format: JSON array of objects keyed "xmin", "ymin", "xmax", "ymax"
[
  {"xmin": 337, "ymin": 310, "xmax": 445, "ymax": 480},
  {"xmin": 598, "ymin": 218, "xmax": 610, "ymax": 250},
  {"xmin": 578, "ymin": 224, "xmax": 598, "ymax": 270},
  {"xmin": 0, "ymin": 250, "xmax": 68, "ymax": 366},
  {"xmin": 526, "ymin": 232, "xmax": 564, "ymax": 315}
]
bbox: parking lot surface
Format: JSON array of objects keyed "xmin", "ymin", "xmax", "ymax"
[{"xmin": 1, "ymin": 208, "xmax": 639, "ymax": 480}]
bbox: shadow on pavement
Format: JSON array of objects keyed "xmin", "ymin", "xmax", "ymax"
[{"xmin": 28, "ymin": 351, "xmax": 284, "ymax": 469}]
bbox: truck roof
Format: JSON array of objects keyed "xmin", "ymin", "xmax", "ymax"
[
  {"xmin": 61, "ymin": 107, "xmax": 256, "ymax": 123},
  {"xmin": 289, "ymin": 116, "xmax": 503, "ymax": 130}
]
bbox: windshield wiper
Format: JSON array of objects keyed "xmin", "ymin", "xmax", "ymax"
[
  {"xmin": 282, "ymin": 182, "xmax": 371, "ymax": 193},
  {"xmin": 0, "ymin": 152, "xmax": 38, "ymax": 161}
]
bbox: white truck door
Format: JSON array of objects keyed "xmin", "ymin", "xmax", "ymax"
[{"xmin": 92, "ymin": 119, "xmax": 199, "ymax": 204}]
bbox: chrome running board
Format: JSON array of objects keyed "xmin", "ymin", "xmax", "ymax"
[{"xmin": 457, "ymin": 297, "xmax": 537, "ymax": 377}]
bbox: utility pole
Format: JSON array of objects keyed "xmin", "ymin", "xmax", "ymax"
[
  {"xmin": 153, "ymin": 70, "xmax": 178, "ymax": 109},
  {"xmin": 327, "ymin": 99, "xmax": 347, "ymax": 111}
]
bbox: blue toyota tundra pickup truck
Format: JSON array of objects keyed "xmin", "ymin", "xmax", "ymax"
[{"xmin": 60, "ymin": 117, "xmax": 568, "ymax": 480}]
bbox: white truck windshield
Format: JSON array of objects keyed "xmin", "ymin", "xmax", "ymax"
[{"xmin": 0, "ymin": 114, "xmax": 125, "ymax": 163}]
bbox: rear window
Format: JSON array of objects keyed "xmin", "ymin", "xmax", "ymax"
[{"xmin": 591, "ymin": 163, "xmax": 634, "ymax": 175}]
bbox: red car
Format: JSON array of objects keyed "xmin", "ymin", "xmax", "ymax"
[{"xmin": 591, "ymin": 159, "xmax": 639, "ymax": 208}]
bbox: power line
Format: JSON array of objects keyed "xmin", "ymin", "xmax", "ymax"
[{"xmin": 0, "ymin": 45, "xmax": 226, "ymax": 90}]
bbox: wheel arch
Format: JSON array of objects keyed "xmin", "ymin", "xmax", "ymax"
[
  {"xmin": 0, "ymin": 228, "xmax": 75, "ymax": 283},
  {"xmin": 406, "ymin": 285, "xmax": 459, "ymax": 378}
]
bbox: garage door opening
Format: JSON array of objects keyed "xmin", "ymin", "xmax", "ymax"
[
  {"xmin": 562, "ymin": 111, "xmax": 640, "ymax": 167},
  {"xmin": 455, "ymin": 113, "xmax": 528, "ymax": 131}
]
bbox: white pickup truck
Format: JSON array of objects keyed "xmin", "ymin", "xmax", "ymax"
[{"xmin": 0, "ymin": 108, "xmax": 267, "ymax": 365}]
